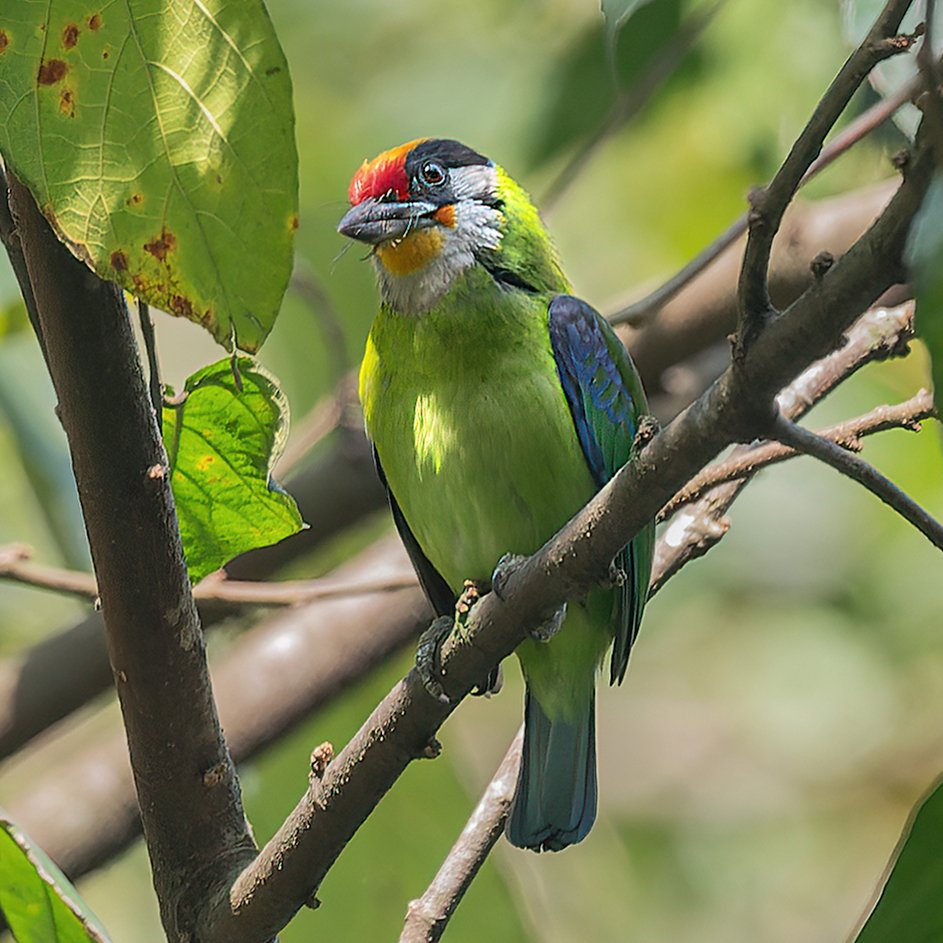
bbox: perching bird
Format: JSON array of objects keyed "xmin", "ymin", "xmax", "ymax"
[{"xmin": 338, "ymin": 138, "xmax": 654, "ymax": 852}]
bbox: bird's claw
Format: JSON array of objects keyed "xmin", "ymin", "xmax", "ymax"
[
  {"xmin": 491, "ymin": 553, "xmax": 527, "ymax": 601},
  {"xmin": 529, "ymin": 602, "xmax": 567, "ymax": 643},
  {"xmin": 416, "ymin": 615, "xmax": 455, "ymax": 705}
]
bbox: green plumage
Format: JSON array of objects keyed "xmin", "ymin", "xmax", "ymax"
[{"xmin": 352, "ymin": 152, "xmax": 653, "ymax": 852}]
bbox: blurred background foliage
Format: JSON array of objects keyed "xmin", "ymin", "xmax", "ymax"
[{"xmin": 1, "ymin": 0, "xmax": 942, "ymax": 940}]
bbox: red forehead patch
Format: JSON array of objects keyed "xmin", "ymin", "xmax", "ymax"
[{"xmin": 348, "ymin": 138, "xmax": 427, "ymax": 205}]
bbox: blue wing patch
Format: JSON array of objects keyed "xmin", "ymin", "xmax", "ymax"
[{"xmin": 547, "ymin": 294, "xmax": 654, "ymax": 685}]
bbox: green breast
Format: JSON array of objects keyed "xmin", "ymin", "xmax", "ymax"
[{"xmin": 361, "ymin": 269, "xmax": 596, "ymax": 591}]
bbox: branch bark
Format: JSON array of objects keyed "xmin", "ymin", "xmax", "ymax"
[
  {"xmin": 399, "ymin": 727, "xmax": 523, "ymax": 943},
  {"xmin": 621, "ymin": 179, "xmax": 901, "ymax": 392},
  {"xmin": 770, "ymin": 413, "xmax": 943, "ymax": 549},
  {"xmin": 660, "ymin": 388, "xmax": 934, "ymax": 520},
  {"xmin": 736, "ymin": 0, "xmax": 916, "ymax": 353},
  {"xmin": 5, "ymin": 538, "xmax": 428, "ymax": 879},
  {"xmin": 4, "ymin": 173, "xmax": 255, "ymax": 941}
]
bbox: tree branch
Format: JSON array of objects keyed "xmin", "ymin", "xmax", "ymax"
[
  {"xmin": 0, "ymin": 421, "xmax": 386, "ymax": 761},
  {"xmin": 651, "ymin": 300, "xmax": 916, "ymax": 592},
  {"xmin": 6, "ymin": 538, "xmax": 428, "ymax": 879},
  {"xmin": 620, "ymin": 179, "xmax": 901, "ymax": 393},
  {"xmin": 770, "ymin": 412, "xmax": 943, "ymax": 549},
  {"xmin": 399, "ymin": 727, "xmax": 523, "ymax": 943},
  {"xmin": 660, "ymin": 388, "xmax": 934, "ymax": 519},
  {"xmin": 4, "ymin": 172, "xmax": 255, "ymax": 941},
  {"xmin": 736, "ymin": 0, "xmax": 916, "ymax": 354},
  {"xmin": 0, "ymin": 543, "xmax": 416, "ymax": 606},
  {"xmin": 612, "ymin": 77, "xmax": 918, "ymax": 332}
]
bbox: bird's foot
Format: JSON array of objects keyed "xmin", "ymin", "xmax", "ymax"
[
  {"xmin": 529, "ymin": 602, "xmax": 567, "ymax": 643},
  {"xmin": 457, "ymin": 579, "xmax": 503, "ymax": 697},
  {"xmin": 416, "ymin": 615, "xmax": 456, "ymax": 705},
  {"xmin": 491, "ymin": 552, "xmax": 527, "ymax": 601},
  {"xmin": 416, "ymin": 579, "xmax": 501, "ymax": 703},
  {"xmin": 492, "ymin": 552, "xmax": 566, "ymax": 643}
]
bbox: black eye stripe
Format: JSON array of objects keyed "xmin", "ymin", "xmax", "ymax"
[{"xmin": 405, "ymin": 139, "xmax": 491, "ymax": 180}]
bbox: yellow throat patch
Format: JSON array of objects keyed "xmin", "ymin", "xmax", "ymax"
[{"xmin": 375, "ymin": 229, "xmax": 445, "ymax": 276}]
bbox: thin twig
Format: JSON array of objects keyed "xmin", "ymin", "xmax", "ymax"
[
  {"xmin": 400, "ymin": 727, "xmax": 524, "ymax": 943},
  {"xmin": 651, "ymin": 301, "xmax": 916, "ymax": 593},
  {"xmin": 660, "ymin": 388, "xmax": 934, "ymax": 519},
  {"xmin": 0, "ymin": 543, "xmax": 416, "ymax": 606},
  {"xmin": 541, "ymin": 1, "xmax": 724, "ymax": 212},
  {"xmin": 138, "ymin": 300, "xmax": 162, "ymax": 421},
  {"xmin": 736, "ymin": 0, "xmax": 917, "ymax": 355},
  {"xmin": 611, "ymin": 77, "xmax": 919, "ymax": 329},
  {"xmin": 771, "ymin": 412, "xmax": 943, "ymax": 550}
]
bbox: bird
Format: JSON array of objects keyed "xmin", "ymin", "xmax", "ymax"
[{"xmin": 338, "ymin": 138, "xmax": 654, "ymax": 852}]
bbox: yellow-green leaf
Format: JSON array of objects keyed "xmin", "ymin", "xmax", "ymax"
[
  {"xmin": 0, "ymin": 0, "xmax": 298, "ymax": 352},
  {"xmin": 0, "ymin": 816, "xmax": 111, "ymax": 942},
  {"xmin": 164, "ymin": 357, "xmax": 304, "ymax": 583}
]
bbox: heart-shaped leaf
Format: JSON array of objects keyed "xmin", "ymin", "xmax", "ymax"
[
  {"xmin": 164, "ymin": 357, "xmax": 304, "ymax": 583},
  {"xmin": 0, "ymin": 0, "xmax": 298, "ymax": 352}
]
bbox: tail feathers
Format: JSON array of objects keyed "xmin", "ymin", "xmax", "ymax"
[{"xmin": 505, "ymin": 690, "xmax": 597, "ymax": 852}]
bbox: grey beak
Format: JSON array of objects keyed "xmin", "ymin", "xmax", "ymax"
[{"xmin": 337, "ymin": 198, "xmax": 438, "ymax": 245}]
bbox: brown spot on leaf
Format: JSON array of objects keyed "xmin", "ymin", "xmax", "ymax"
[
  {"xmin": 144, "ymin": 228, "xmax": 176, "ymax": 262},
  {"xmin": 88, "ymin": 13, "xmax": 102, "ymax": 30},
  {"xmin": 59, "ymin": 88, "xmax": 75, "ymax": 117},
  {"xmin": 102, "ymin": 49, "xmax": 109, "ymax": 59},
  {"xmin": 0, "ymin": 30, "xmax": 9, "ymax": 54},
  {"xmin": 110, "ymin": 249, "xmax": 129, "ymax": 272},
  {"xmin": 289, "ymin": 213, "xmax": 299, "ymax": 231},
  {"xmin": 265, "ymin": 66, "xmax": 281, "ymax": 76},
  {"xmin": 126, "ymin": 192, "xmax": 143, "ymax": 207},
  {"xmin": 170, "ymin": 294, "xmax": 193, "ymax": 318},
  {"xmin": 37, "ymin": 58, "xmax": 68, "ymax": 85},
  {"xmin": 62, "ymin": 23, "xmax": 79, "ymax": 48}
]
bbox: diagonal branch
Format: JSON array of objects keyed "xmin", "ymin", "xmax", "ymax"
[
  {"xmin": 736, "ymin": 0, "xmax": 917, "ymax": 354},
  {"xmin": 399, "ymin": 727, "xmax": 524, "ymax": 943},
  {"xmin": 660, "ymin": 389, "xmax": 935, "ymax": 519},
  {"xmin": 770, "ymin": 413, "xmax": 943, "ymax": 550},
  {"xmin": 651, "ymin": 301, "xmax": 916, "ymax": 593},
  {"xmin": 611, "ymin": 78, "xmax": 919, "ymax": 331}
]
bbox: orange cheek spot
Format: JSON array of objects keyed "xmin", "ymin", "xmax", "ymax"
[
  {"xmin": 434, "ymin": 204, "xmax": 456, "ymax": 227},
  {"xmin": 376, "ymin": 229, "xmax": 444, "ymax": 276}
]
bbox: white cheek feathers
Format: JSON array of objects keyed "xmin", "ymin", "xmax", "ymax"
[{"xmin": 374, "ymin": 165, "xmax": 501, "ymax": 315}]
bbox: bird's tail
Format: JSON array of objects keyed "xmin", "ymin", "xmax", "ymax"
[{"xmin": 505, "ymin": 688, "xmax": 597, "ymax": 852}]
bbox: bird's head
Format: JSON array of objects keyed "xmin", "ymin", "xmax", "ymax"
[{"xmin": 338, "ymin": 138, "xmax": 563, "ymax": 313}]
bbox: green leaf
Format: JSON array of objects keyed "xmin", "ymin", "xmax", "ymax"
[
  {"xmin": 527, "ymin": 0, "xmax": 685, "ymax": 169},
  {"xmin": 904, "ymin": 171, "xmax": 943, "ymax": 415},
  {"xmin": 0, "ymin": 816, "xmax": 111, "ymax": 942},
  {"xmin": 164, "ymin": 357, "xmax": 304, "ymax": 583},
  {"xmin": 0, "ymin": 0, "xmax": 298, "ymax": 353},
  {"xmin": 840, "ymin": 0, "xmax": 941, "ymax": 139},
  {"xmin": 854, "ymin": 774, "xmax": 943, "ymax": 942}
]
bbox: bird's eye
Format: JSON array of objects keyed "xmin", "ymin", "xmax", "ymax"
[{"xmin": 418, "ymin": 161, "xmax": 447, "ymax": 188}]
